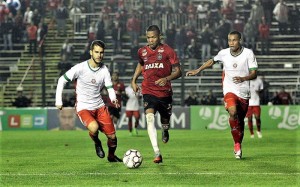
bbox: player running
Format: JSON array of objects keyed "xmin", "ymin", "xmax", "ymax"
[
  {"xmin": 186, "ymin": 31, "xmax": 258, "ymax": 159},
  {"xmin": 131, "ymin": 25, "xmax": 182, "ymax": 163},
  {"xmin": 55, "ymin": 40, "xmax": 122, "ymax": 162}
]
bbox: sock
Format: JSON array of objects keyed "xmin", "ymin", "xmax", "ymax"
[
  {"xmin": 229, "ymin": 118, "xmax": 241, "ymax": 144},
  {"xmin": 89, "ymin": 131, "xmax": 101, "ymax": 145},
  {"xmin": 128, "ymin": 118, "xmax": 132, "ymax": 132},
  {"xmin": 256, "ymin": 118, "xmax": 261, "ymax": 132},
  {"xmin": 146, "ymin": 113, "xmax": 159, "ymax": 154},
  {"xmin": 134, "ymin": 117, "xmax": 139, "ymax": 128},
  {"xmin": 248, "ymin": 118, "xmax": 254, "ymax": 135},
  {"xmin": 107, "ymin": 137, "xmax": 117, "ymax": 157}
]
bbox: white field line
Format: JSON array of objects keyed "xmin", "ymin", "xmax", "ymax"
[{"xmin": 0, "ymin": 172, "xmax": 299, "ymax": 176}]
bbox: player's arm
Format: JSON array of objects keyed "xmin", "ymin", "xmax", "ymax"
[
  {"xmin": 186, "ymin": 59, "xmax": 215, "ymax": 76},
  {"xmin": 155, "ymin": 64, "xmax": 182, "ymax": 86},
  {"xmin": 131, "ymin": 63, "xmax": 143, "ymax": 93},
  {"xmin": 106, "ymin": 85, "xmax": 120, "ymax": 108},
  {"xmin": 233, "ymin": 69, "xmax": 257, "ymax": 84},
  {"xmin": 55, "ymin": 75, "xmax": 69, "ymax": 110}
]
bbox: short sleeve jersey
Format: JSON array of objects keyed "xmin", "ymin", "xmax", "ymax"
[
  {"xmin": 63, "ymin": 61, "xmax": 113, "ymax": 112},
  {"xmin": 125, "ymin": 85, "xmax": 140, "ymax": 111},
  {"xmin": 249, "ymin": 77, "xmax": 264, "ymax": 106},
  {"xmin": 138, "ymin": 43, "xmax": 180, "ymax": 97},
  {"xmin": 213, "ymin": 47, "xmax": 258, "ymax": 99}
]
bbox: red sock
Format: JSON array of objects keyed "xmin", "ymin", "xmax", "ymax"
[
  {"xmin": 248, "ymin": 118, "xmax": 254, "ymax": 135},
  {"xmin": 229, "ymin": 118, "xmax": 241, "ymax": 144}
]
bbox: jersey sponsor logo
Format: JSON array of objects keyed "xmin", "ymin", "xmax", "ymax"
[
  {"xmin": 157, "ymin": 53, "xmax": 162, "ymax": 60},
  {"xmin": 145, "ymin": 63, "xmax": 164, "ymax": 70}
]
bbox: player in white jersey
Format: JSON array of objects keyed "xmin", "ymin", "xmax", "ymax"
[
  {"xmin": 55, "ymin": 40, "xmax": 122, "ymax": 162},
  {"xmin": 246, "ymin": 77, "xmax": 264, "ymax": 138},
  {"xmin": 125, "ymin": 85, "xmax": 141, "ymax": 135},
  {"xmin": 186, "ymin": 31, "xmax": 258, "ymax": 159}
]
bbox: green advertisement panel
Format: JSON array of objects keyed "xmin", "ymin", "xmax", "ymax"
[
  {"xmin": 191, "ymin": 105, "xmax": 300, "ymax": 130},
  {"xmin": 0, "ymin": 108, "xmax": 47, "ymax": 131}
]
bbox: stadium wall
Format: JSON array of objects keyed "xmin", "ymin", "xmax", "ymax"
[{"xmin": 0, "ymin": 106, "xmax": 299, "ymax": 131}]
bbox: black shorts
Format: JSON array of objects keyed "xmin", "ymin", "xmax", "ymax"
[
  {"xmin": 143, "ymin": 94, "xmax": 172, "ymax": 119},
  {"xmin": 108, "ymin": 106, "xmax": 121, "ymax": 119}
]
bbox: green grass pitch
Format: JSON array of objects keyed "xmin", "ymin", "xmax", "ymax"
[{"xmin": 1, "ymin": 129, "xmax": 299, "ymax": 186}]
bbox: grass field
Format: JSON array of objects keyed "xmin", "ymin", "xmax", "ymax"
[{"xmin": 0, "ymin": 129, "xmax": 299, "ymax": 186}]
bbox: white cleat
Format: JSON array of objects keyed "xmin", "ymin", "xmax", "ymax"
[
  {"xmin": 250, "ymin": 134, "xmax": 255, "ymax": 138},
  {"xmin": 234, "ymin": 150, "xmax": 242, "ymax": 159},
  {"xmin": 257, "ymin": 131, "xmax": 262, "ymax": 138}
]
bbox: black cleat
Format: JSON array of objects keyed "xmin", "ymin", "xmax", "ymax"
[
  {"xmin": 95, "ymin": 144, "xmax": 105, "ymax": 158},
  {"xmin": 107, "ymin": 155, "xmax": 123, "ymax": 162},
  {"xmin": 153, "ymin": 154, "xmax": 163, "ymax": 164},
  {"xmin": 162, "ymin": 130, "xmax": 169, "ymax": 143}
]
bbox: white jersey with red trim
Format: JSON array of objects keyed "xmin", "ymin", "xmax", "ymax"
[
  {"xmin": 125, "ymin": 85, "xmax": 140, "ymax": 111},
  {"xmin": 213, "ymin": 47, "xmax": 258, "ymax": 99},
  {"xmin": 55, "ymin": 61, "xmax": 114, "ymax": 112},
  {"xmin": 249, "ymin": 77, "xmax": 263, "ymax": 106}
]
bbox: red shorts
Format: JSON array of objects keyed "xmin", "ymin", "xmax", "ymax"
[
  {"xmin": 77, "ymin": 106, "xmax": 115, "ymax": 135},
  {"xmin": 224, "ymin": 92, "xmax": 249, "ymax": 115},
  {"xmin": 126, "ymin": 111, "xmax": 140, "ymax": 119},
  {"xmin": 246, "ymin": 106, "xmax": 261, "ymax": 118}
]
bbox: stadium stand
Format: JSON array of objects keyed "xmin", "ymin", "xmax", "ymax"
[{"xmin": 0, "ymin": 0, "xmax": 299, "ymax": 107}]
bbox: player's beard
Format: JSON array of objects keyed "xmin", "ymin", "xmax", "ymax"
[{"xmin": 92, "ymin": 56, "xmax": 103, "ymax": 67}]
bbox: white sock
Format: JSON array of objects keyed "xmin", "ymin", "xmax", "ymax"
[{"xmin": 146, "ymin": 113, "xmax": 160, "ymax": 154}]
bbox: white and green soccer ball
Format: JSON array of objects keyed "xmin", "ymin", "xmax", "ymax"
[{"xmin": 123, "ymin": 149, "xmax": 143, "ymax": 169}]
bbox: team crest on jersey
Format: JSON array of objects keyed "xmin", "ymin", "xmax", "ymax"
[
  {"xmin": 142, "ymin": 49, "xmax": 147, "ymax": 56},
  {"xmin": 157, "ymin": 53, "xmax": 162, "ymax": 60},
  {"xmin": 233, "ymin": 63, "xmax": 237, "ymax": 68},
  {"xmin": 91, "ymin": 79, "xmax": 96, "ymax": 84}
]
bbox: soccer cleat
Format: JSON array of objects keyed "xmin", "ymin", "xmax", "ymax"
[
  {"xmin": 234, "ymin": 143, "xmax": 242, "ymax": 159},
  {"xmin": 257, "ymin": 131, "xmax": 262, "ymax": 138},
  {"xmin": 107, "ymin": 155, "xmax": 123, "ymax": 162},
  {"xmin": 95, "ymin": 144, "xmax": 105, "ymax": 158},
  {"xmin": 162, "ymin": 130, "xmax": 169, "ymax": 143},
  {"xmin": 250, "ymin": 134, "xmax": 255, "ymax": 138},
  {"xmin": 133, "ymin": 128, "xmax": 138, "ymax": 136},
  {"xmin": 153, "ymin": 154, "xmax": 163, "ymax": 164}
]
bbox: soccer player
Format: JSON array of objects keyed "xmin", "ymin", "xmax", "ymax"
[
  {"xmin": 186, "ymin": 31, "xmax": 258, "ymax": 159},
  {"xmin": 246, "ymin": 77, "xmax": 264, "ymax": 138},
  {"xmin": 131, "ymin": 25, "xmax": 182, "ymax": 163},
  {"xmin": 125, "ymin": 85, "xmax": 141, "ymax": 135},
  {"xmin": 55, "ymin": 40, "xmax": 122, "ymax": 162}
]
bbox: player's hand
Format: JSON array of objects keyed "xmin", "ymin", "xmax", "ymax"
[
  {"xmin": 155, "ymin": 78, "xmax": 168, "ymax": 87},
  {"xmin": 131, "ymin": 82, "xmax": 140, "ymax": 93},
  {"xmin": 56, "ymin": 105, "xmax": 63, "ymax": 110},
  {"xmin": 233, "ymin": 76, "xmax": 244, "ymax": 84},
  {"xmin": 186, "ymin": 69, "xmax": 199, "ymax": 76},
  {"xmin": 112, "ymin": 99, "xmax": 120, "ymax": 108}
]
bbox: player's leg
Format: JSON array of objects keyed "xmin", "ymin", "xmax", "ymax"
[
  {"xmin": 254, "ymin": 106, "xmax": 262, "ymax": 138},
  {"xmin": 246, "ymin": 107, "xmax": 254, "ymax": 138},
  {"xmin": 97, "ymin": 106, "xmax": 122, "ymax": 162},
  {"xmin": 224, "ymin": 93, "xmax": 243, "ymax": 159},
  {"xmin": 126, "ymin": 111, "xmax": 133, "ymax": 134},
  {"xmin": 77, "ymin": 110, "xmax": 105, "ymax": 158},
  {"xmin": 158, "ymin": 96, "xmax": 172, "ymax": 144},
  {"xmin": 143, "ymin": 94, "xmax": 162, "ymax": 163},
  {"xmin": 133, "ymin": 111, "xmax": 140, "ymax": 135}
]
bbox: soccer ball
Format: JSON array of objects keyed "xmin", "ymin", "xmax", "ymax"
[{"xmin": 123, "ymin": 149, "xmax": 143, "ymax": 169}]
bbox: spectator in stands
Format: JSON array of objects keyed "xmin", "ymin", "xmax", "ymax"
[
  {"xmin": 12, "ymin": 86, "xmax": 32, "ymax": 107},
  {"xmin": 275, "ymin": 86, "xmax": 293, "ymax": 105},
  {"xmin": 196, "ymin": 2, "xmax": 208, "ymax": 30},
  {"xmin": 79, "ymin": 42, "xmax": 90, "ymax": 61},
  {"xmin": 258, "ymin": 16, "xmax": 270, "ymax": 55},
  {"xmin": 207, "ymin": 1, "xmax": 222, "ymax": 28},
  {"xmin": 55, "ymin": 2, "xmax": 68, "ymax": 36},
  {"xmin": 233, "ymin": 14, "xmax": 245, "ymax": 33},
  {"xmin": 288, "ymin": 3, "xmax": 299, "ymax": 35},
  {"xmin": 27, "ymin": 21, "xmax": 37, "ymax": 55},
  {"xmin": 60, "ymin": 39, "xmax": 74, "ymax": 61},
  {"xmin": 58, "ymin": 54, "xmax": 72, "ymax": 77},
  {"xmin": 200, "ymin": 24, "xmax": 213, "ymax": 62},
  {"xmin": 215, "ymin": 18, "xmax": 232, "ymax": 50},
  {"xmin": 204, "ymin": 89, "xmax": 218, "ymax": 105},
  {"xmin": 184, "ymin": 89, "xmax": 199, "ymax": 106},
  {"xmin": 111, "ymin": 21, "xmax": 124, "ymax": 55},
  {"xmin": 243, "ymin": 18, "xmax": 258, "ymax": 51},
  {"xmin": 87, "ymin": 21, "xmax": 96, "ymax": 43},
  {"xmin": 2, "ymin": 13, "xmax": 14, "ymax": 50},
  {"xmin": 242, "ymin": 0, "xmax": 252, "ymax": 22},
  {"xmin": 221, "ymin": 0, "xmax": 236, "ymax": 21},
  {"xmin": 13, "ymin": 10, "xmax": 23, "ymax": 43},
  {"xmin": 261, "ymin": 0, "xmax": 274, "ymax": 25},
  {"xmin": 37, "ymin": 21, "xmax": 47, "ymax": 56},
  {"xmin": 126, "ymin": 14, "xmax": 140, "ymax": 45},
  {"xmin": 259, "ymin": 75, "xmax": 270, "ymax": 105},
  {"xmin": 273, "ymin": 0, "xmax": 289, "ymax": 35},
  {"xmin": 47, "ymin": 0, "xmax": 58, "ymax": 18},
  {"xmin": 32, "ymin": 8, "xmax": 41, "ymax": 26},
  {"xmin": 69, "ymin": 3, "xmax": 82, "ymax": 33},
  {"xmin": 175, "ymin": 25, "xmax": 188, "ymax": 59},
  {"xmin": 95, "ymin": 15, "xmax": 105, "ymax": 42},
  {"xmin": 186, "ymin": 38, "xmax": 199, "ymax": 70},
  {"xmin": 23, "ymin": 7, "xmax": 33, "ymax": 27},
  {"xmin": 130, "ymin": 39, "xmax": 139, "ymax": 61},
  {"xmin": 249, "ymin": 0, "xmax": 265, "ymax": 26},
  {"xmin": 165, "ymin": 22, "xmax": 176, "ymax": 48}
]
